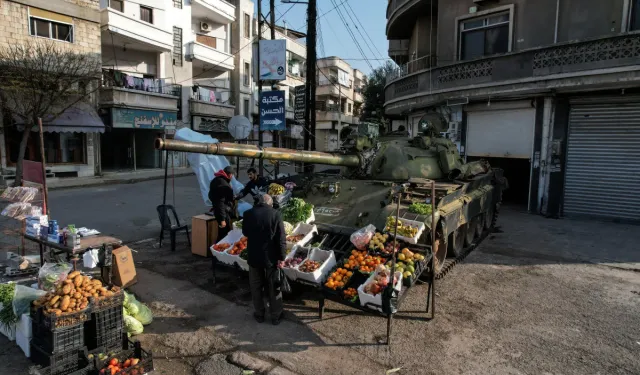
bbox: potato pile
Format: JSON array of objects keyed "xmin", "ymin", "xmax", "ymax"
[{"xmin": 33, "ymin": 271, "xmax": 118, "ymax": 316}]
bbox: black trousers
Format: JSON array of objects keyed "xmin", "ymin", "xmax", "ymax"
[{"xmin": 249, "ymin": 266, "xmax": 282, "ymax": 320}]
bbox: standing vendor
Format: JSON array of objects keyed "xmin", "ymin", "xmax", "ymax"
[
  {"xmin": 235, "ymin": 167, "xmax": 269, "ymax": 202},
  {"xmin": 209, "ymin": 166, "xmax": 236, "ymax": 241}
]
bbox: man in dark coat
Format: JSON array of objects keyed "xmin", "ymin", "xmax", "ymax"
[
  {"xmin": 242, "ymin": 194, "xmax": 287, "ymax": 325},
  {"xmin": 235, "ymin": 167, "xmax": 269, "ymax": 203},
  {"xmin": 208, "ymin": 166, "xmax": 235, "ymax": 241}
]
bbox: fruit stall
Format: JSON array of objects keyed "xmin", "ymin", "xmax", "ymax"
[
  {"xmin": 209, "ymin": 182, "xmax": 437, "ymax": 344},
  {"xmin": 0, "ymin": 266, "xmax": 155, "ymax": 375}
]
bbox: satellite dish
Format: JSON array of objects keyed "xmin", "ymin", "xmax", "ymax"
[{"xmin": 228, "ymin": 115, "xmax": 251, "ymax": 140}]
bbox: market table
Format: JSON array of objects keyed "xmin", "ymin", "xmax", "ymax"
[{"xmin": 24, "ymin": 234, "xmax": 122, "ymax": 280}]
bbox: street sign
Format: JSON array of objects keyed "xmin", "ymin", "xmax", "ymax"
[
  {"xmin": 294, "ymin": 85, "xmax": 305, "ymax": 124},
  {"xmin": 259, "ymin": 40, "xmax": 286, "ymax": 81},
  {"xmin": 260, "ymin": 91, "xmax": 286, "ymax": 131}
]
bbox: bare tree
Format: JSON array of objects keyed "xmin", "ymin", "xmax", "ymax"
[{"xmin": 0, "ymin": 40, "xmax": 101, "ymax": 185}]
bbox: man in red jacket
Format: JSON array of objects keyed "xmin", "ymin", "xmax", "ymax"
[{"xmin": 208, "ymin": 166, "xmax": 235, "ymax": 241}]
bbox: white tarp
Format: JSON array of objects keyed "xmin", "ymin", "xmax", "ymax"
[{"xmin": 174, "ymin": 128, "xmax": 252, "ymax": 216}]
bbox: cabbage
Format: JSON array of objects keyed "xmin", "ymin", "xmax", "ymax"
[
  {"xmin": 124, "ymin": 315, "xmax": 143, "ymax": 335},
  {"xmin": 133, "ymin": 304, "xmax": 153, "ymax": 325},
  {"xmin": 283, "ymin": 222, "xmax": 294, "ymax": 235}
]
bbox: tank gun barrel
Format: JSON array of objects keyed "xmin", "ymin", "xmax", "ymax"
[{"xmin": 155, "ymin": 138, "xmax": 361, "ymax": 168}]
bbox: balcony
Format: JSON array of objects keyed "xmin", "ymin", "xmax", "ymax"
[
  {"xmin": 100, "ymin": 69, "xmax": 180, "ymax": 111},
  {"xmin": 100, "ymin": 8, "xmax": 172, "ymax": 51},
  {"xmin": 316, "ymin": 104, "xmax": 358, "ymax": 125},
  {"xmin": 388, "ymin": 39, "xmax": 410, "ymax": 60},
  {"xmin": 384, "ymin": 33, "xmax": 640, "ymax": 116},
  {"xmin": 190, "ymin": 87, "xmax": 235, "ymax": 118},
  {"xmin": 386, "ymin": 0, "xmax": 434, "ymax": 39},
  {"xmin": 186, "ymin": 41, "xmax": 235, "ymax": 71},
  {"xmin": 192, "ymin": 0, "xmax": 235, "ymax": 23},
  {"xmin": 353, "ymin": 90, "xmax": 364, "ymax": 104}
]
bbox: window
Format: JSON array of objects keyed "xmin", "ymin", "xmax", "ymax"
[
  {"xmin": 459, "ymin": 12, "xmax": 510, "ymax": 60},
  {"xmin": 140, "ymin": 6, "xmax": 153, "ymax": 24},
  {"xmin": 173, "ymin": 0, "xmax": 182, "ymax": 9},
  {"xmin": 348, "ymin": 103, "xmax": 352, "ymax": 113},
  {"xmin": 173, "ymin": 27, "xmax": 182, "ymax": 67},
  {"xmin": 631, "ymin": 0, "xmax": 640, "ymax": 31},
  {"xmin": 244, "ymin": 13, "xmax": 250, "ymax": 38},
  {"xmin": 243, "ymin": 62, "xmax": 250, "ymax": 86},
  {"xmin": 29, "ymin": 17, "xmax": 73, "ymax": 42},
  {"xmin": 109, "ymin": 0, "xmax": 123, "ymax": 12},
  {"xmin": 5, "ymin": 127, "xmax": 85, "ymax": 165},
  {"xmin": 243, "ymin": 99, "xmax": 250, "ymax": 117}
]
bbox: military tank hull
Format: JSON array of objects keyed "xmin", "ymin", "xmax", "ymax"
[{"xmin": 155, "ymin": 130, "xmax": 507, "ymax": 274}]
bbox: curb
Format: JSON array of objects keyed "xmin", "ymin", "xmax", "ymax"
[{"xmin": 47, "ymin": 172, "xmax": 195, "ymax": 191}]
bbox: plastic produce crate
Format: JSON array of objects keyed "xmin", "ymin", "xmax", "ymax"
[
  {"xmin": 32, "ymin": 307, "xmax": 91, "ymax": 331},
  {"xmin": 89, "ymin": 289, "xmax": 124, "ymax": 312},
  {"xmin": 85, "ymin": 305, "xmax": 124, "ymax": 351},
  {"xmin": 32, "ymin": 323, "xmax": 84, "ymax": 354},
  {"xmin": 92, "ymin": 340, "xmax": 154, "ymax": 375},
  {"xmin": 30, "ymin": 344, "xmax": 87, "ymax": 374}
]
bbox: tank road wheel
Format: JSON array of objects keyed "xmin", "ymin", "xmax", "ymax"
[
  {"xmin": 447, "ymin": 225, "xmax": 466, "ymax": 258},
  {"xmin": 474, "ymin": 216, "xmax": 484, "ymax": 237},
  {"xmin": 464, "ymin": 216, "xmax": 479, "ymax": 246},
  {"xmin": 484, "ymin": 206, "xmax": 496, "ymax": 230}
]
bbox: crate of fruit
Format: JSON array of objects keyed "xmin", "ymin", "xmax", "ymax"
[
  {"xmin": 89, "ymin": 285, "xmax": 124, "ymax": 312},
  {"xmin": 323, "ymin": 265, "xmax": 355, "ymax": 294},
  {"xmin": 210, "ymin": 229, "xmax": 243, "ymax": 265},
  {"xmin": 85, "ymin": 304, "xmax": 124, "ymax": 351},
  {"xmin": 92, "ymin": 340, "xmax": 153, "ymax": 375},
  {"xmin": 281, "ymin": 245, "xmax": 310, "ymax": 280},
  {"xmin": 286, "ymin": 223, "xmax": 318, "ymax": 253},
  {"xmin": 295, "ymin": 248, "xmax": 336, "ymax": 284},
  {"xmin": 224, "ymin": 235, "xmax": 248, "ymax": 269},
  {"xmin": 383, "ymin": 216, "xmax": 425, "ymax": 244},
  {"xmin": 357, "ymin": 266, "xmax": 402, "ymax": 313},
  {"xmin": 342, "ymin": 249, "xmax": 386, "ymax": 274}
]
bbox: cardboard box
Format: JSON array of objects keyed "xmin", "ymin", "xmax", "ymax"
[
  {"xmin": 191, "ymin": 215, "xmax": 218, "ymax": 257},
  {"xmin": 112, "ymin": 246, "xmax": 138, "ymax": 287}
]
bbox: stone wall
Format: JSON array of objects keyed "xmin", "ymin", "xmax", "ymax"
[{"xmin": 0, "ymin": 0, "xmax": 100, "ymax": 54}]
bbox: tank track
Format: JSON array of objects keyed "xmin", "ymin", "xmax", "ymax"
[{"xmin": 434, "ymin": 203, "xmax": 501, "ymax": 280}]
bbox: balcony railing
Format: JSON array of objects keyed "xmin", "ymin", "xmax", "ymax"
[
  {"xmin": 385, "ymin": 55, "xmax": 436, "ymax": 84},
  {"xmin": 191, "ymin": 86, "xmax": 232, "ymax": 105},
  {"xmin": 102, "ymin": 69, "xmax": 181, "ymax": 97},
  {"xmin": 384, "ymin": 33, "xmax": 640, "ymax": 111}
]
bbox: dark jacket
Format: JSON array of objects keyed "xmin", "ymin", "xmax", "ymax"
[
  {"xmin": 242, "ymin": 199, "xmax": 286, "ymax": 268},
  {"xmin": 238, "ymin": 176, "xmax": 269, "ymax": 199},
  {"xmin": 208, "ymin": 170, "xmax": 234, "ymax": 223}
]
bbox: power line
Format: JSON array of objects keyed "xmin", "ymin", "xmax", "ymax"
[
  {"xmin": 329, "ymin": 0, "xmax": 374, "ymax": 71},
  {"xmin": 337, "ymin": 0, "xmax": 379, "ymax": 66},
  {"xmin": 344, "ymin": 1, "xmax": 385, "ymax": 60}
]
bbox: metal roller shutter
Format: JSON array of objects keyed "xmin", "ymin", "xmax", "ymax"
[{"xmin": 564, "ymin": 98, "xmax": 640, "ymax": 220}]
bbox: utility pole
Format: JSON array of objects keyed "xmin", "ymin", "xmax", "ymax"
[
  {"xmin": 257, "ymin": 0, "xmax": 264, "ymax": 175},
  {"xmin": 270, "ymin": 0, "xmax": 279, "ymax": 177},
  {"xmin": 308, "ymin": 0, "xmax": 317, "ymax": 153}
]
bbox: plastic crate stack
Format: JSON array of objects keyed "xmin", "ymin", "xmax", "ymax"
[
  {"xmin": 30, "ymin": 308, "xmax": 92, "ymax": 375},
  {"xmin": 84, "ymin": 290, "xmax": 125, "ymax": 351}
]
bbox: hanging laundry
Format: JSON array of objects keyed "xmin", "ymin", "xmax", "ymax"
[
  {"xmin": 125, "ymin": 75, "xmax": 134, "ymax": 88},
  {"xmin": 143, "ymin": 78, "xmax": 153, "ymax": 92}
]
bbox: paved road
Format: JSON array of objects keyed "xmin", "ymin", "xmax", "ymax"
[{"xmin": 48, "ymin": 175, "xmax": 206, "ymax": 243}]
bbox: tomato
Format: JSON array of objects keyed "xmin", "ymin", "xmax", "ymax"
[
  {"xmin": 110, "ymin": 368, "xmax": 118, "ymax": 375},
  {"xmin": 109, "ymin": 358, "xmax": 119, "ymax": 366},
  {"xmin": 123, "ymin": 359, "xmax": 131, "ymax": 368}
]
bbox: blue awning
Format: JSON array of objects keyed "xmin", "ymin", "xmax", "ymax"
[{"xmin": 15, "ymin": 102, "xmax": 105, "ymax": 133}]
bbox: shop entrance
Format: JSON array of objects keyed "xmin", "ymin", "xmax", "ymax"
[
  {"xmin": 101, "ymin": 128, "xmax": 133, "ymax": 170},
  {"xmin": 467, "ymin": 156, "xmax": 531, "ymax": 208}
]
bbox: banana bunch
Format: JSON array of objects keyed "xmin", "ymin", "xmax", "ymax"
[
  {"xmin": 385, "ymin": 216, "xmax": 419, "ymax": 238},
  {"xmin": 268, "ymin": 183, "xmax": 285, "ymax": 196}
]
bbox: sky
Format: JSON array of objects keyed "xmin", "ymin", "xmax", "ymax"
[{"xmin": 255, "ymin": 0, "xmax": 390, "ymax": 75}]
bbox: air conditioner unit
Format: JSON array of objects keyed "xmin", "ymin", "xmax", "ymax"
[{"xmin": 200, "ymin": 22, "xmax": 210, "ymax": 32}]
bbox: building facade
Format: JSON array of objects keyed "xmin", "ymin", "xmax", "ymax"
[
  {"xmin": 0, "ymin": 0, "xmax": 103, "ymax": 179},
  {"xmin": 385, "ymin": 0, "xmax": 640, "ymax": 221},
  {"xmin": 315, "ymin": 57, "xmax": 364, "ymax": 152},
  {"xmin": 98, "ymin": 0, "xmax": 236, "ymax": 170}
]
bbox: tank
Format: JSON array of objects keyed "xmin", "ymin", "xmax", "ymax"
[{"xmin": 155, "ymin": 114, "xmax": 508, "ymax": 273}]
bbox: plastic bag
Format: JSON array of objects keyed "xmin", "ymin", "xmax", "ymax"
[
  {"xmin": 12, "ymin": 285, "xmax": 46, "ymax": 317},
  {"xmin": 38, "ymin": 262, "xmax": 72, "ymax": 291},
  {"xmin": 350, "ymin": 224, "xmax": 376, "ymax": 250}
]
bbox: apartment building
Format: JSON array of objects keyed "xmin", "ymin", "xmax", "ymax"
[
  {"xmin": 315, "ymin": 57, "xmax": 365, "ymax": 152},
  {"xmin": 249, "ymin": 23, "xmax": 307, "ymax": 150},
  {"xmin": 98, "ymin": 0, "xmax": 236, "ymax": 170},
  {"xmin": 385, "ymin": 0, "xmax": 640, "ymax": 221},
  {"xmin": 0, "ymin": 0, "xmax": 103, "ymax": 179}
]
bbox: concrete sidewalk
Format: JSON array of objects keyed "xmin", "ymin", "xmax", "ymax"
[{"xmin": 46, "ymin": 163, "xmax": 300, "ymax": 190}]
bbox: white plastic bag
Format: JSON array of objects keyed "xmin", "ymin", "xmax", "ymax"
[
  {"xmin": 83, "ymin": 249, "xmax": 99, "ymax": 269},
  {"xmin": 350, "ymin": 224, "xmax": 376, "ymax": 250},
  {"xmin": 37, "ymin": 262, "xmax": 72, "ymax": 291},
  {"xmin": 12, "ymin": 285, "xmax": 45, "ymax": 318}
]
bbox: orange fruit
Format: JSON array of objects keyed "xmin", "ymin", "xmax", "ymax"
[
  {"xmin": 346, "ymin": 271, "xmax": 353, "ymax": 277},
  {"xmin": 327, "ymin": 281, "xmax": 335, "ymax": 289},
  {"xmin": 335, "ymin": 275, "xmax": 342, "ymax": 282}
]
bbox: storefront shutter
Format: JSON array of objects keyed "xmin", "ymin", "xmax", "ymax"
[{"xmin": 564, "ymin": 97, "xmax": 640, "ymax": 221}]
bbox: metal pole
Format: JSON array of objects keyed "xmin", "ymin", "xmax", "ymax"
[
  {"xmin": 387, "ymin": 186, "xmax": 401, "ymax": 345},
  {"xmin": 431, "ymin": 180, "xmax": 436, "ymax": 317},
  {"xmin": 132, "ymin": 132, "xmax": 137, "ymax": 171},
  {"xmin": 257, "ymin": 0, "xmax": 264, "ymax": 176},
  {"xmin": 270, "ymin": 0, "xmax": 280, "ymax": 177},
  {"xmin": 309, "ymin": 0, "xmax": 317, "ymax": 152},
  {"xmin": 162, "ymin": 149, "xmax": 169, "ymax": 207},
  {"xmin": 37, "ymin": 118, "xmax": 49, "ymax": 216}
]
